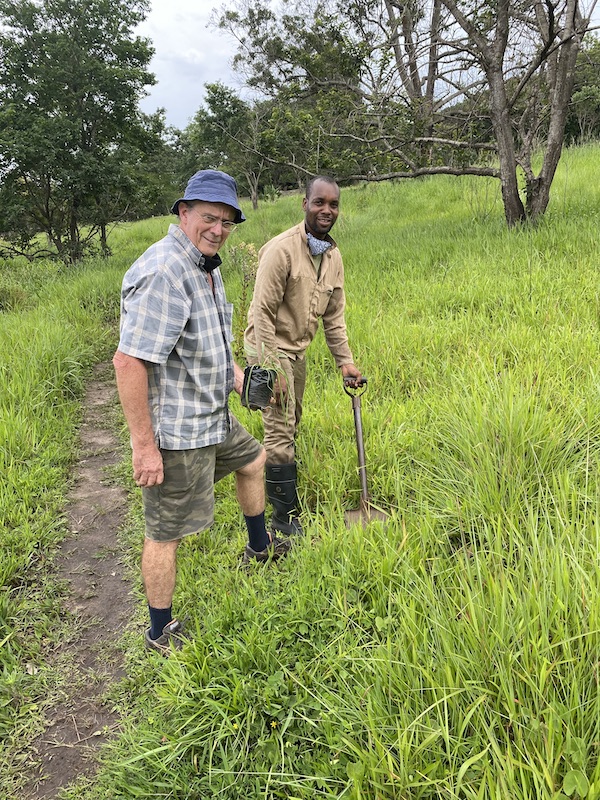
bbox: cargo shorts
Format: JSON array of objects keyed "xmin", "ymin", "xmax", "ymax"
[{"xmin": 142, "ymin": 415, "xmax": 263, "ymax": 542}]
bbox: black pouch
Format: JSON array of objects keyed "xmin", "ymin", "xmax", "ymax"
[{"xmin": 241, "ymin": 365, "xmax": 277, "ymax": 410}]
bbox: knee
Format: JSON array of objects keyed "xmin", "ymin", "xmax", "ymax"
[
  {"xmin": 143, "ymin": 537, "xmax": 180, "ymax": 558},
  {"xmin": 241, "ymin": 446, "xmax": 266, "ymax": 477}
]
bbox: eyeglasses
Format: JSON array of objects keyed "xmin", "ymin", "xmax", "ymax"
[{"xmin": 192, "ymin": 210, "xmax": 237, "ymax": 232}]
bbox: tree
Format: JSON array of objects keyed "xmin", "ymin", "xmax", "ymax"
[
  {"xmin": 184, "ymin": 83, "xmax": 272, "ymax": 209},
  {"xmin": 0, "ymin": 0, "xmax": 158, "ymax": 262},
  {"xmin": 218, "ymin": 0, "xmax": 598, "ymax": 225},
  {"xmin": 566, "ymin": 35, "xmax": 600, "ymax": 141}
]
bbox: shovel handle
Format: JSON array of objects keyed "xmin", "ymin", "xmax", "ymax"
[{"xmin": 343, "ymin": 376, "xmax": 367, "ymax": 397}]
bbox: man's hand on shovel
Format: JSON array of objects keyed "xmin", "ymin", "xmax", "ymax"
[{"xmin": 341, "ymin": 363, "xmax": 364, "ymax": 389}]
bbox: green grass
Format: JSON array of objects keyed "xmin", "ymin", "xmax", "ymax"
[
  {"xmin": 0, "ymin": 260, "xmax": 124, "ymax": 756},
  {"xmin": 2, "ymin": 143, "xmax": 600, "ymax": 798}
]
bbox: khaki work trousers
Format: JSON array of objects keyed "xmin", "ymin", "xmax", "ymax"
[{"xmin": 261, "ymin": 354, "xmax": 306, "ymax": 464}]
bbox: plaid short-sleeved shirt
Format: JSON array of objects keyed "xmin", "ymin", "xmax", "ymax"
[{"xmin": 118, "ymin": 224, "xmax": 234, "ymax": 450}]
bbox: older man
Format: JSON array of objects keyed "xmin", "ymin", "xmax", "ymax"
[{"xmin": 113, "ymin": 170, "xmax": 290, "ymax": 656}]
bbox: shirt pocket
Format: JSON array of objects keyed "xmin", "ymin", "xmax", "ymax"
[{"xmin": 315, "ymin": 284, "xmax": 334, "ymax": 317}]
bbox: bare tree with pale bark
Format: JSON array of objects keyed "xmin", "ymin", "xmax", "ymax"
[{"xmin": 217, "ymin": 0, "xmax": 598, "ymax": 224}]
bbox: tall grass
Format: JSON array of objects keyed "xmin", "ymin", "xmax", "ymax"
[
  {"xmin": 0, "ymin": 261, "xmax": 125, "ymax": 748},
  {"xmin": 3, "ymin": 144, "xmax": 600, "ymax": 798}
]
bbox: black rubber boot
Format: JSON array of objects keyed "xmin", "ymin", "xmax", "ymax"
[{"xmin": 265, "ymin": 462, "xmax": 303, "ymax": 535}]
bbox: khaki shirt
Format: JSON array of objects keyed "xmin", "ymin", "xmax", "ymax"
[{"xmin": 244, "ymin": 223, "xmax": 354, "ymax": 369}]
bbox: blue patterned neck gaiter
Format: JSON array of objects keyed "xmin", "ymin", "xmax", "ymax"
[{"xmin": 306, "ymin": 231, "xmax": 332, "ymax": 256}]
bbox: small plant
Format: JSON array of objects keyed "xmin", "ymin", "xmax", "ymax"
[
  {"xmin": 261, "ymin": 184, "xmax": 280, "ymax": 203},
  {"xmin": 228, "ymin": 241, "xmax": 258, "ymax": 361}
]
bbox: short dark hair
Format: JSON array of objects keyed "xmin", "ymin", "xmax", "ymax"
[{"xmin": 305, "ymin": 175, "xmax": 339, "ymax": 199}]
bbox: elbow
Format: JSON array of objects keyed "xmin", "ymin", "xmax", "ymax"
[
  {"xmin": 112, "ymin": 349, "xmax": 128, "ymax": 373},
  {"xmin": 113, "ymin": 349, "xmax": 144, "ymax": 376}
]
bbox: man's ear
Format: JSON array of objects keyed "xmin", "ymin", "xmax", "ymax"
[{"xmin": 178, "ymin": 202, "xmax": 191, "ymax": 225}]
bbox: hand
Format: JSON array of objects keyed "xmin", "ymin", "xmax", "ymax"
[
  {"xmin": 233, "ymin": 362, "xmax": 244, "ymax": 396},
  {"xmin": 132, "ymin": 443, "xmax": 164, "ymax": 487},
  {"xmin": 273, "ymin": 372, "xmax": 288, "ymax": 403},
  {"xmin": 341, "ymin": 363, "xmax": 363, "ymax": 388}
]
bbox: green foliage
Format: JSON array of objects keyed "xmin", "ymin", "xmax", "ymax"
[
  {"xmin": 185, "ymin": 83, "xmax": 280, "ymax": 205},
  {"xmin": 567, "ymin": 36, "xmax": 600, "ymax": 143},
  {"xmin": 215, "ymin": 0, "xmax": 597, "ymax": 224},
  {"xmin": 0, "ymin": 257, "xmax": 124, "ymax": 764},
  {"xmin": 3, "ymin": 145, "xmax": 600, "ymax": 797},
  {"xmin": 0, "ymin": 0, "xmax": 164, "ymax": 263},
  {"xmin": 184, "ymin": 82, "xmax": 247, "ymax": 174},
  {"xmin": 226, "ymin": 241, "xmax": 260, "ymax": 362}
]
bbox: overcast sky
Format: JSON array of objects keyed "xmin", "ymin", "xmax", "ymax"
[
  {"xmin": 137, "ymin": 1, "xmax": 600, "ymax": 132},
  {"xmin": 136, "ymin": 1, "xmax": 240, "ymax": 130}
]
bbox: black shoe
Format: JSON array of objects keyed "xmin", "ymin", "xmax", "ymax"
[
  {"xmin": 144, "ymin": 619, "xmax": 187, "ymax": 656},
  {"xmin": 242, "ymin": 532, "xmax": 292, "ymax": 565}
]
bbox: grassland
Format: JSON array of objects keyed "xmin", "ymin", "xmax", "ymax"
[{"xmin": 1, "ymin": 144, "xmax": 600, "ymax": 798}]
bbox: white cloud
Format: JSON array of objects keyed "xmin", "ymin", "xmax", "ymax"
[{"xmin": 136, "ymin": 1, "xmax": 239, "ymax": 130}]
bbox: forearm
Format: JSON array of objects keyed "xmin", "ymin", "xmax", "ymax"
[
  {"xmin": 113, "ymin": 350, "xmax": 164, "ymax": 486},
  {"xmin": 251, "ymin": 253, "xmax": 287, "ymax": 367},
  {"xmin": 323, "ymin": 308, "xmax": 354, "ymax": 366},
  {"xmin": 233, "ymin": 361, "xmax": 244, "ymax": 395},
  {"xmin": 252, "ymin": 311, "xmax": 281, "ymax": 368}
]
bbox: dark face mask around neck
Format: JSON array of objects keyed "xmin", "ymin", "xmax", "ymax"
[{"xmin": 199, "ymin": 253, "xmax": 222, "ymax": 273}]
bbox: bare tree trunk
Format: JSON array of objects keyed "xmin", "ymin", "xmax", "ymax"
[
  {"xmin": 525, "ymin": 1, "xmax": 582, "ymax": 218},
  {"xmin": 487, "ymin": 0, "xmax": 526, "ymax": 224},
  {"xmin": 488, "ymin": 70, "xmax": 526, "ymax": 225},
  {"xmin": 245, "ymin": 172, "xmax": 260, "ymax": 210},
  {"xmin": 384, "ymin": 0, "xmax": 419, "ymax": 99},
  {"xmin": 67, "ymin": 192, "xmax": 83, "ymax": 264},
  {"xmin": 100, "ymin": 223, "xmax": 109, "ymax": 257},
  {"xmin": 423, "ymin": 0, "xmax": 443, "ymax": 160}
]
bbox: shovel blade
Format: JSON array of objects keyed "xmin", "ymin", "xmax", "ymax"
[{"xmin": 344, "ymin": 500, "xmax": 389, "ymax": 528}]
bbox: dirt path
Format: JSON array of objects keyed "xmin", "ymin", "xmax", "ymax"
[{"xmin": 24, "ymin": 362, "xmax": 134, "ymax": 799}]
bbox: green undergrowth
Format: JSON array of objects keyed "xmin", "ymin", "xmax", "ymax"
[
  {"xmin": 90, "ymin": 512, "xmax": 600, "ymax": 799},
  {"xmin": 0, "ymin": 260, "xmax": 125, "ymax": 759},
  {"xmin": 2, "ymin": 143, "xmax": 600, "ymax": 798}
]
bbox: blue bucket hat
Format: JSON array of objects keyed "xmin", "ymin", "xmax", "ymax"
[{"xmin": 171, "ymin": 169, "xmax": 246, "ymax": 223}]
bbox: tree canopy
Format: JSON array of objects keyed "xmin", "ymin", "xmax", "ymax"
[
  {"xmin": 0, "ymin": 0, "xmax": 164, "ymax": 262},
  {"xmin": 216, "ymin": 0, "xmax": 599, "ymax": 224}
]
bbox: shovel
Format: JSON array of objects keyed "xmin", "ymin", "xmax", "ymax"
[{"xmin": 344, "ymin": 378, "xmax": 389, "ymax": 528}]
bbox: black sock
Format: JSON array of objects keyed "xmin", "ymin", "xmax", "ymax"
[
  {"xmin": 245, "ymin": 512, "xmax": 270, "ymax": 552},
  {"xmin": 149, "ymin": 605, "xmax": 172, "ymax": 640}
]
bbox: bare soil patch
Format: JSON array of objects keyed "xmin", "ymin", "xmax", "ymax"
[{"xmin": 24, "ymin": 362, "xmax": 134, "ymax": 799}]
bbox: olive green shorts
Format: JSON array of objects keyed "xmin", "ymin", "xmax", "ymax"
[{"xmin": 142, "ymin": 415, "xmax": 263, "ymax": 543}]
